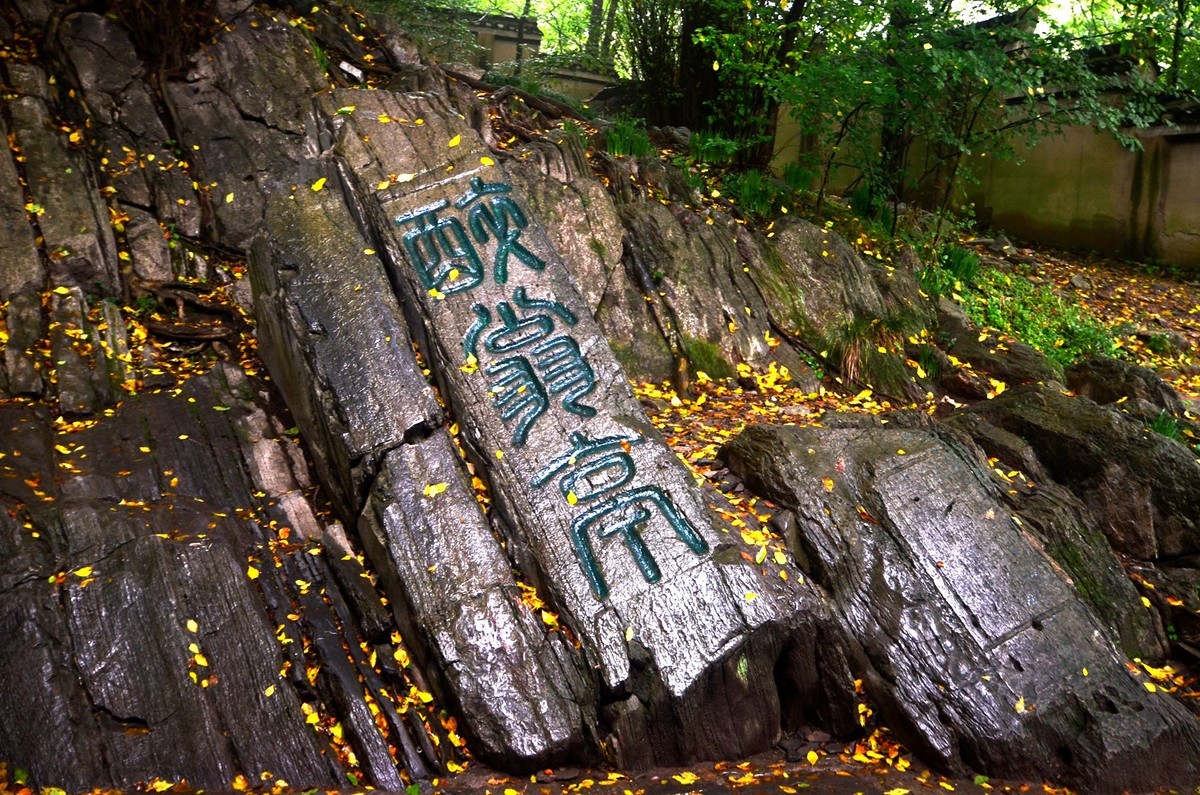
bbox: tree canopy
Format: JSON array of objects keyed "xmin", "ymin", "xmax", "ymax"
[{"xmin": 372, "ymin": 0, "xmax": 1196, "ymax": 225}]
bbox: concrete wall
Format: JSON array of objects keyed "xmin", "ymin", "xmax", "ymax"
[
  {"xmin": 1156, "ymin": 132, "xmax": 1200, "ymax": 265},
  {"xmin": 465, "ymin": 15, "xmax": 542, "ymax": 68},
  {"xmin": 965, "ymin": 126, "xmax": 1200, "ymax": 268},
  {"xmin": 771, "ymin": 104, "xmax": 1200, "ymax": 269}
]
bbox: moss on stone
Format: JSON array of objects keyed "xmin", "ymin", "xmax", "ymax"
[{"xmin": 682, "ymin": 335, "xmax": 735, "ymax": 380}]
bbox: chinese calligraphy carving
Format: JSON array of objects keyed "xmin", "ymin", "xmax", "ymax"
[{"xmin": 395, "ymin": 174, "xmax": 707, "ymax": 598}]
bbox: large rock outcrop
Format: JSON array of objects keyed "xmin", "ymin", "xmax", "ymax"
[
  {"xmin": 2, "ymin": 0, "xmax": 1197, "ymax": 791},
  {"xmin": 952, "ymin": 384, "xmax": 1200, "ymax": 560},
  {"xmin": 721, "ymin": 422, "xmax": 1200, "ymax": 792}
]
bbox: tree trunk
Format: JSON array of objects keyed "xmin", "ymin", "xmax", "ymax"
[
  {"xmin": 600, "ymin": 0, "xmax": 620, "ymax": 60},
  {"xmin": 586, "ymin": 0, "xmax": 605, "ymax": 54}
]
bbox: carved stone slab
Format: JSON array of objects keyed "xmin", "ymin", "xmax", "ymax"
[{"xmin": 328, "ymin": 89, "xmax": 816, "ymax": 762}]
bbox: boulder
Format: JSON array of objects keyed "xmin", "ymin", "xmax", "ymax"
[
  {"xmin": 251, "ymin": 186, "xmax": 592, "ymax": 769},
  {"xmin": 1065, "ymin": 356, "xmax": 1186, "ymax": 418},
  {"xmin": 323, "ymin": 85, "xmax": 858, "ymax": 767},
  {"xmin": 937, "ymin": 298, "xmax": 1061, "ymax": 385},
  {"xmin": 954, "ymin": 384, "xmax": 1200, "ymax": 560},
  {"xmin": 721, "ymin": 422, "xmax": 1200, "ymax": 791}
]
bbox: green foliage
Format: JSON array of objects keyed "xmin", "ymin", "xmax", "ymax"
[
  {"xmin": 363, "ymin": 0, "xmax": 482, "ymax": 60},
  {"xmin": 689, "ymin": 130, "xmax": 742, "ymax": 165},
  {"xmin": 939, "ymin": 244, "xmax": 980, "ymax": 286},
  {"xmin": 848, "ymin": 185, "xmax": 893, "ymax": 231},
  {"xmin": 915, "ymin": 344, "xmax": 942, "ymax": 382},
  {"xmin": 309, "ymin": 37, "xmax": 329, "ymax": 74},
  {"xmin": 779, "ymin": 161, "xmax": 813, "ymax": 191},
  {"xmin": 1062, "ymin": 0, "xmax": 1200, "ymax": 93},
  {"xmin": 819, "ymin": 311, "xmax": 922, "ymax": 391},
  {"xmin": 916, "ymin": 263, "xmax": 954, "ymax": 298},
  {"xmin": 1146, "ymin": 410, "xmax": 1183, "ymax": 441},
  {"xmin": 689, "ymin": 0, "xmax": 1169, "ymax": 220},
  {"xmin": 1143, "ymin": 331, "xmax": 1175, "ymax": 355},
  {"xmin": 131, "ymin": 293, "xmax": 159, "ymax": 317},
  {"xmin": 722, "ymin": 169, "xmax": 782, "ymax": 219},
  {"xmin": 917, "ymin": 243, "xmax": 981, "ymax": 297},
  {"xmin": 602, "ymin": 117, "xmax": 653, "ymax": 157},
  {"xmin": 962, "ymin": 268, "xmax": 1120, "ymax": 367}
]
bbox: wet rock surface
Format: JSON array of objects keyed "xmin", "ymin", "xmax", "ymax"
[
  {"xmin": 1, "ymin": 0, "xmax": 1198, "ymax": 791},
  {"xmin": 721, "ymin": 422, "xmax": 1200, "ymax": 792},
  {"xmin": 953, "ymin": 384, "xmax": 1200, "ymax": 560},
  {"xmin": 1065, "ymin": 355, "xmax": 1186, "ymax": 418}
]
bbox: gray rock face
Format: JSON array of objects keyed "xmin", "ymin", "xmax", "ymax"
[
  {"xmin": 320, "ymin": 86, "xmax": 855, "ymax": 767},
  {"xmin": 1065, "ymin": 355, "xmax": 1186, "ymax": 418},
  {"xmin": 4, "ymin": 1, "xmax": 1198, "ymax": 791},
  {"xmin": 937, "ymin": 298, "xmax": 1061, "ymax": 385},
  {"xmin": 0, "ymin": 369, "xmax": 359, "ymax": 791},
  {"xmin": 358, "ymin": 434, "xmax": 593, "ymax": 766},
  {"xmin": 0, "ymin": 114, "xmax": 43, "ymax": 300},
  {"xmin": 955, "ymin": 384, "xmax": 1200, "ymax": 560},
  {"xmin": 251, "ymin": 185, "xmax": 592, "ymax": 768},
  {"xmin": 721, "ymin": 423, "xmax": 1200, "ymax": 792},
  {"xmin": 58, "ymin": 13, "xmax": 203, "ymax": 240},
  {"xmin": 6, "ymin": 62, "xmax": 120, "ymax": 296},
  {"xmin": 250, "ymin": 188, "xmax": 442, "ymax": 521},
  {"xmin": 167, "ymin": 11, "xmax": 326, "ymax": 250}
]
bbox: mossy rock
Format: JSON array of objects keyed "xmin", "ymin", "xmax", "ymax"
[{"xmin": 682, "ymin": 334, "xmax": 734, "ymax": 380}]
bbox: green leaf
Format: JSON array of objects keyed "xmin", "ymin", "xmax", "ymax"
[{"xmin": 974, "ymin": 774, "xmax": 990, "ymax": 785}]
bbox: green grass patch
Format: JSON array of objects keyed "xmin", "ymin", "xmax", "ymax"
[{"xmin": 960, "ymin": 268, "xmax": 1120, "ymax": 367}]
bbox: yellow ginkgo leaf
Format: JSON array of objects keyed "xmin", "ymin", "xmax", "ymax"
[
  {"xmin": 448, "ymin": 134, "xmax": 462, "ymax": 147},
  {"xmin": 311, "ymin": 177, "xmax": 327, "ymax": 192}
]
